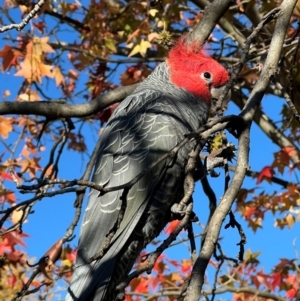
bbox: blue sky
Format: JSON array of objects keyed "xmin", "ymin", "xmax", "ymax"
[{"xmin": 0, "ymin": 1, "xmax": 300, "ymax": 300}]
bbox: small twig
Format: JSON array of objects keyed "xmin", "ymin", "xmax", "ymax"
[
  {"xmin": 187, "ymin": 220, "xmax": 197, "ymax": 262},
  {"xmin": 172, "ymin": 143, "xmax": 202, "ymax": 213},
  {"xmin": 274, "ymin": 80, "xmax": 300, "ymax": 124},
  {"xmin": 215, "ymin": 6, "xmax": 282, "ymax": 114},
  {"xmin": 287, "ymin": 34, "xmax": 300, "ymax": 105},
  {"xmin": 211, "ymin": 243, "xmax": 239, "ymax": 301},
  {"xmin": 0, "ymin": 187, "xmax": 81, "ymax": 230},
  {"xmin": 63, "ymin": 137, "xmax": 103, "ymax": 243},
  {"xmin": 211, "ymin": 244, "xmax": 224, "ymax": 301},
  {"xmin": 40, "ymin": 120, "xmax": 70, "ymax": 180},
  {"xmin": 224, "ymin": 211, "xmax": 246, "ymax": 261},
  {"xmin": 50, "ymin": 122, "xmax": 71, "ymax": 178},
  {"xmin": 0, "ymin": 0, "xmax": 47, "ymax": 32},
  {"xmin": 11, "ymin": 269, "xmax": 41, "ymax": 301}
]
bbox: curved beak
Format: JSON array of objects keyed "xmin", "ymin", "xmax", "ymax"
[{"xmin": 211, "ymin": 85, "xmax": 231, "ymax": 113}]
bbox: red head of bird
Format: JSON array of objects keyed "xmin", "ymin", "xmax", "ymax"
[{"xmin": 167, "ymin": 38, "xmax": 230, "ymax": 106}]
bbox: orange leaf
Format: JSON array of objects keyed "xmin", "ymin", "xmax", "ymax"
[
  {"xmin": 15, "ymin": 58, "xmax": 53, "ymax": 83},
  {"xmin": 3, "ymin": 90, "xmax": 10, "ymax": 98},
  {"xmin": 286, "ymin": 214, "xmax": 295, "ymax": 229},
  {"xmin": 181, "ymin": 259, "xmax": 192, "ymax": 273},
  {"xmin": 0, "ymin": 116, "xmax": 13, "ymax": 138},
  {"xmin": 282, "ymin": 146, "xmax": 297, "ymax": 158},
  {"xmin": 18, "ymin": 90, "xmax": 41, "ymax": 101},
  {"xmin": 171, "ymin": 271, "xmax": 183, "ymax": 282},
  {"xmin": 244, "ymin": 205, "xmax": 256, "ymax": 220},
  {"xmin": 52, "ymin": 66, "xmax": 65, "ymax": 86},
  {"xmin": 11, "ymin": 206, "xmax": 28, "ymax": 225}
]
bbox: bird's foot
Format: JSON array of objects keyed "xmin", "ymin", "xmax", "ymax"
[{"xmin": 170, "ymin": 204, "xmax": 199, "ymax": 222}]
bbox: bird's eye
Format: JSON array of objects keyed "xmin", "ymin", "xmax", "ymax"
[
  {"xmin": 203, "ymin": 72, "xmax": 211, "ymax": 79},
  {"xmin": 201, "ymin": 72, "xmax": 213, "ymax": 83}
]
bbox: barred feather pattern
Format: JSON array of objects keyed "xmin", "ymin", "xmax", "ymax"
[{"xmin": 66, "ymin": 62, "xmax": 209, "ymax": 301}]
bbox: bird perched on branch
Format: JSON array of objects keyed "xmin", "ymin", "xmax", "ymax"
[{"xmin": 66, "ymin": 36, "xmax": 230, "ymax": 301}]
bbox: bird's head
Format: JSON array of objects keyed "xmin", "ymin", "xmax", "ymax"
[{"xmin": 167, "ymin": 38, "xmax": 230, "ymax": 107}]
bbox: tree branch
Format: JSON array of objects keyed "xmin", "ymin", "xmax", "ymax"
[
  {"xmin": 240, "ymin": 0, "xmax": 298, "ymax": 122},
  {"xmin": 0, "ymin": 84, "xmax": 137, "ymax": 118},
  {"xmin": 185, "ymin": 121, "xmax": 250, "ymax": 301},
  {"xmin": 186, "ymin": 0, "xmax": 234, "ymax": 45}
]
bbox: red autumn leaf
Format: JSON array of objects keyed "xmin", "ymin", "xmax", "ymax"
[
  {"xmin": 275, "ymin": 258, "xmax": 295, "ymax": 270},
  {"xmin": 282, "ymin": 146, "xmax": 297, "ymax": 158},
  {"xmin": 164, "ymin": 220, "xmax": 180, "ymax": 234},
  {"xmin": 96, "ymin": 103, "xmax": 119, "ymax": 124},
  {"xmin": 0, "ymin": 45, "xmax": 23, "ymax": 70},
  {"xmin": 0, "ymin": 238, "xmax": 12, "ymax": 255},
  {"xmin": 3, "ymin": 229, "xmax": 29, "ymax": 248},
  {"xmin": 181, "ymin": 259, "xmax": 192, "ymax": 273},
  {"xmin": 7, "ymin": 275, "xmax": 17, "ymax": 288},
  {"xmin": 251, "ymin": 275, "xmax": 261, "ymax": 289},
  {"xmin": 66, "ymin": 249, "xmax": 77, "ymax": 262},
  {"xmin": 286, "ymin": 274, "xmax": 298, "ymax": 298},
  {"xmin": 287, "ymin": 287, "xmax": 298, "ymax": 299},
  {"xmin": 166, "ymin": 258, "xmax": 180, "ymax": 267},
  {"xmin": 33, "ymin": 21, "xmax": 46, "ymax": 34},
  {"xmin": 4, "ymin": 191, "xmax": 17, "ymax": 204},
  {"xmin": 132, "ymin": 277, "xmax": 149, "ymax": 293},
  {"xmin": 6, "ymin": 249, "xmax": 24, "ymax": 263},
  {"xmin": 0, "ymin": 171, "xmax": 13, "ymax": 181},
  {"xmin": 149, "ymin": 274, "xmax": 161, "ymax": 291},
  {"xmin": 244, "ymin": 205, "xmax": 256, "ymax": 220},
  {"xmin": 153, "ymin": 258, "xmax": 165, "ymax": 274},
  {"xmin": 256, "ymin": 166, "xmax": 274, "ymax": 184},
  {"xmin": 271, "ymin": 272, "xmax": 282, "ymax": 291},
  {"xmin": 255, "ymin": 269, "xmax": 271, "ymax": 290}
]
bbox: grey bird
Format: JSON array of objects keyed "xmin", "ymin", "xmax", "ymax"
[{"xmin": 66, "ymin": 37, "xmax": 230, "ymax": 301}]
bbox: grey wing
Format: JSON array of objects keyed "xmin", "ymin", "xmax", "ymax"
[{"xmin": 66, "ymin": 91, "xmax": 179, "ymax": 300}]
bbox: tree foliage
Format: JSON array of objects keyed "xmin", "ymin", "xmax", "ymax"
[{"xmin": 0, "ymin": 0, "xmax": 300, "ymax": 300}]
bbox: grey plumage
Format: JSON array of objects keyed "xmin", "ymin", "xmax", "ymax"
[{"xmin": 66, "ymin": 62, "xmax": 210, "ymax": 301}]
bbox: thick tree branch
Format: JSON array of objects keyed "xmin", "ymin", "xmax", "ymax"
[
  {"xmin": 190, "ymin": 0, "xmax": 247, "ymax": 46},
  {"xmin": 0, "ymin": 84, "xmax": 137, "ymax": 118},
  {"xmin": 186, "ymin": 0, "xmax": 235, "ymax": 45},
  {"xmin": 185, "ymin": 122, "xmax": 250, "ymax": 301}
]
